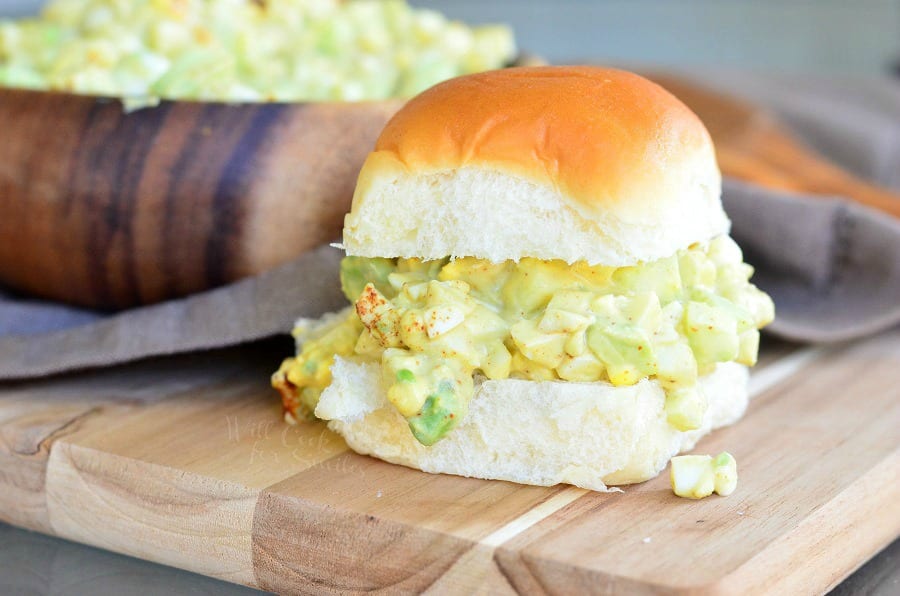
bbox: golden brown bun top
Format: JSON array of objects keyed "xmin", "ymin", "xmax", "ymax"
[
  {"xmin": 373, "ymin": 66, "xmax": 717, "ymax": 219},
  {"xmin": 343, "ymin": 66, "xmax": 727, "ymax": 265}
]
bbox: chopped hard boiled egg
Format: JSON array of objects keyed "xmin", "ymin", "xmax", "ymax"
[
  {"xmin": 670, "ymin": 452, "xmax": 738, "ymax": 499},
  {"xmin": 0, "ymin": 0, "xmax": 517, "ymax": 103},
  {"xmin": 273, "ymin": 237, "xmax": 774, "ymax": 446}
]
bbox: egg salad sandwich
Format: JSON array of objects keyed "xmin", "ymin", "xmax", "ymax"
[{"xmin": 272, "ymin": 66, "xmax": 774, "ymax": 491}]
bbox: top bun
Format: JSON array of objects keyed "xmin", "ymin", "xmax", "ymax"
[{"xmin": 342, "ymin": 66, "xmax": 728, "ymax": 266}]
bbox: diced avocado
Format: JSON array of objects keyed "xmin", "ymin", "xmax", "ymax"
[
  {"xmin": 383, "ymin": 351, "xmax": 475, "ymax": 432},
  {"xmin": 282, "ymin": 244, "xmax": 773, "ymax": 446},
  {"xmin": 407, "ymin": 379, "xmax": 468, "ymax": 446},
  {"xmin": 604, "ymin": 324, "xmax": 657, "ymax": 369},
  {"xmin": 340, "ymin": 256, "xmax": 396, "ymax": 302},
  {"xmin": 586, "ymin": 313, "xmax": 658, "ymax": 385},
  {"xmin": 684, "ymin": 301, "xmax": 739, "ymax": 365}
]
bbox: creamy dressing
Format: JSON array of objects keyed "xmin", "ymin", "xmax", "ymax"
[{"xmin": 273, "ymin": 236, "xmax": 774, "ymax": 445}]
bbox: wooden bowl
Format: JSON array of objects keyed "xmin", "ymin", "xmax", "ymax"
[{"xmin": 0, "ymin": 89, "xmax": 403, "ymax": 309}]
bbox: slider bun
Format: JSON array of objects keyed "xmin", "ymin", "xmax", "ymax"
[
  {"xmin": 316, "ymin": 359, "xmax": 749, "ymax": 490},
  {"xmin": 343, "ymin": 66, "xmax": 728, "ymax": 266}
]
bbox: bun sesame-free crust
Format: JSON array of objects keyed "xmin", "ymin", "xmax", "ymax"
[{"xmin": 343, "ymin": 66, "xmax": 729, "ymax": 266}]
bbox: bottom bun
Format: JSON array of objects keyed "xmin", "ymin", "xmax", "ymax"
[{"xmin": 316, "ymin": 359, "xmax": 749, "ymax": 491}]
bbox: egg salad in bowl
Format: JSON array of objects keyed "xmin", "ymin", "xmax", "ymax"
[{"xmin": 0, "ymin": 0, "xmax": 516, "ymax": 105}]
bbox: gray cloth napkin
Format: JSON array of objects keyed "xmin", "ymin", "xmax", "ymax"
[
  {"xmin": 724, "ymin": 181, "xmax": 900, "ymax": 342},
  {"xmin": 1, "ymin": 74, "xmax": 898, "ymax": 380},
  {"xmin": 0, "ymin": 246, "xmax": 345, "ymax": 379}
]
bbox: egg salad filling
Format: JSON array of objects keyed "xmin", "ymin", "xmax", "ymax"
[
  {"xmin": 0, "ymin": 0, "xmax": 515, "ymax": 106},
  {"xmin": 272, "ymin": 236, "xmax": 774, "ymax": 446}
]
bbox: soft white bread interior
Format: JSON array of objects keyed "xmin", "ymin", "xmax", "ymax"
[
  {"xmin": 342, "ymin": 66, "xmax": 728, "ymax": 266},
  {"xmin": 316, "ymin": 358, "xmax": 749, "ymax": 491}
]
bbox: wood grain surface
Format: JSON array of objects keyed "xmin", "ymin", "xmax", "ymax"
[
  {"xmin": 0, "ymin": 90, "xmax": 401, "ymax": 309},
  {"xmin": 0, "ymin": 333, "xmax": 897, "ymax": 594}
]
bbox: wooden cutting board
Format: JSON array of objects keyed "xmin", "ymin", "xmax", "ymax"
[{"xmin": 1, "ymin": 331, "xmax": 898, "ymax": 594}]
